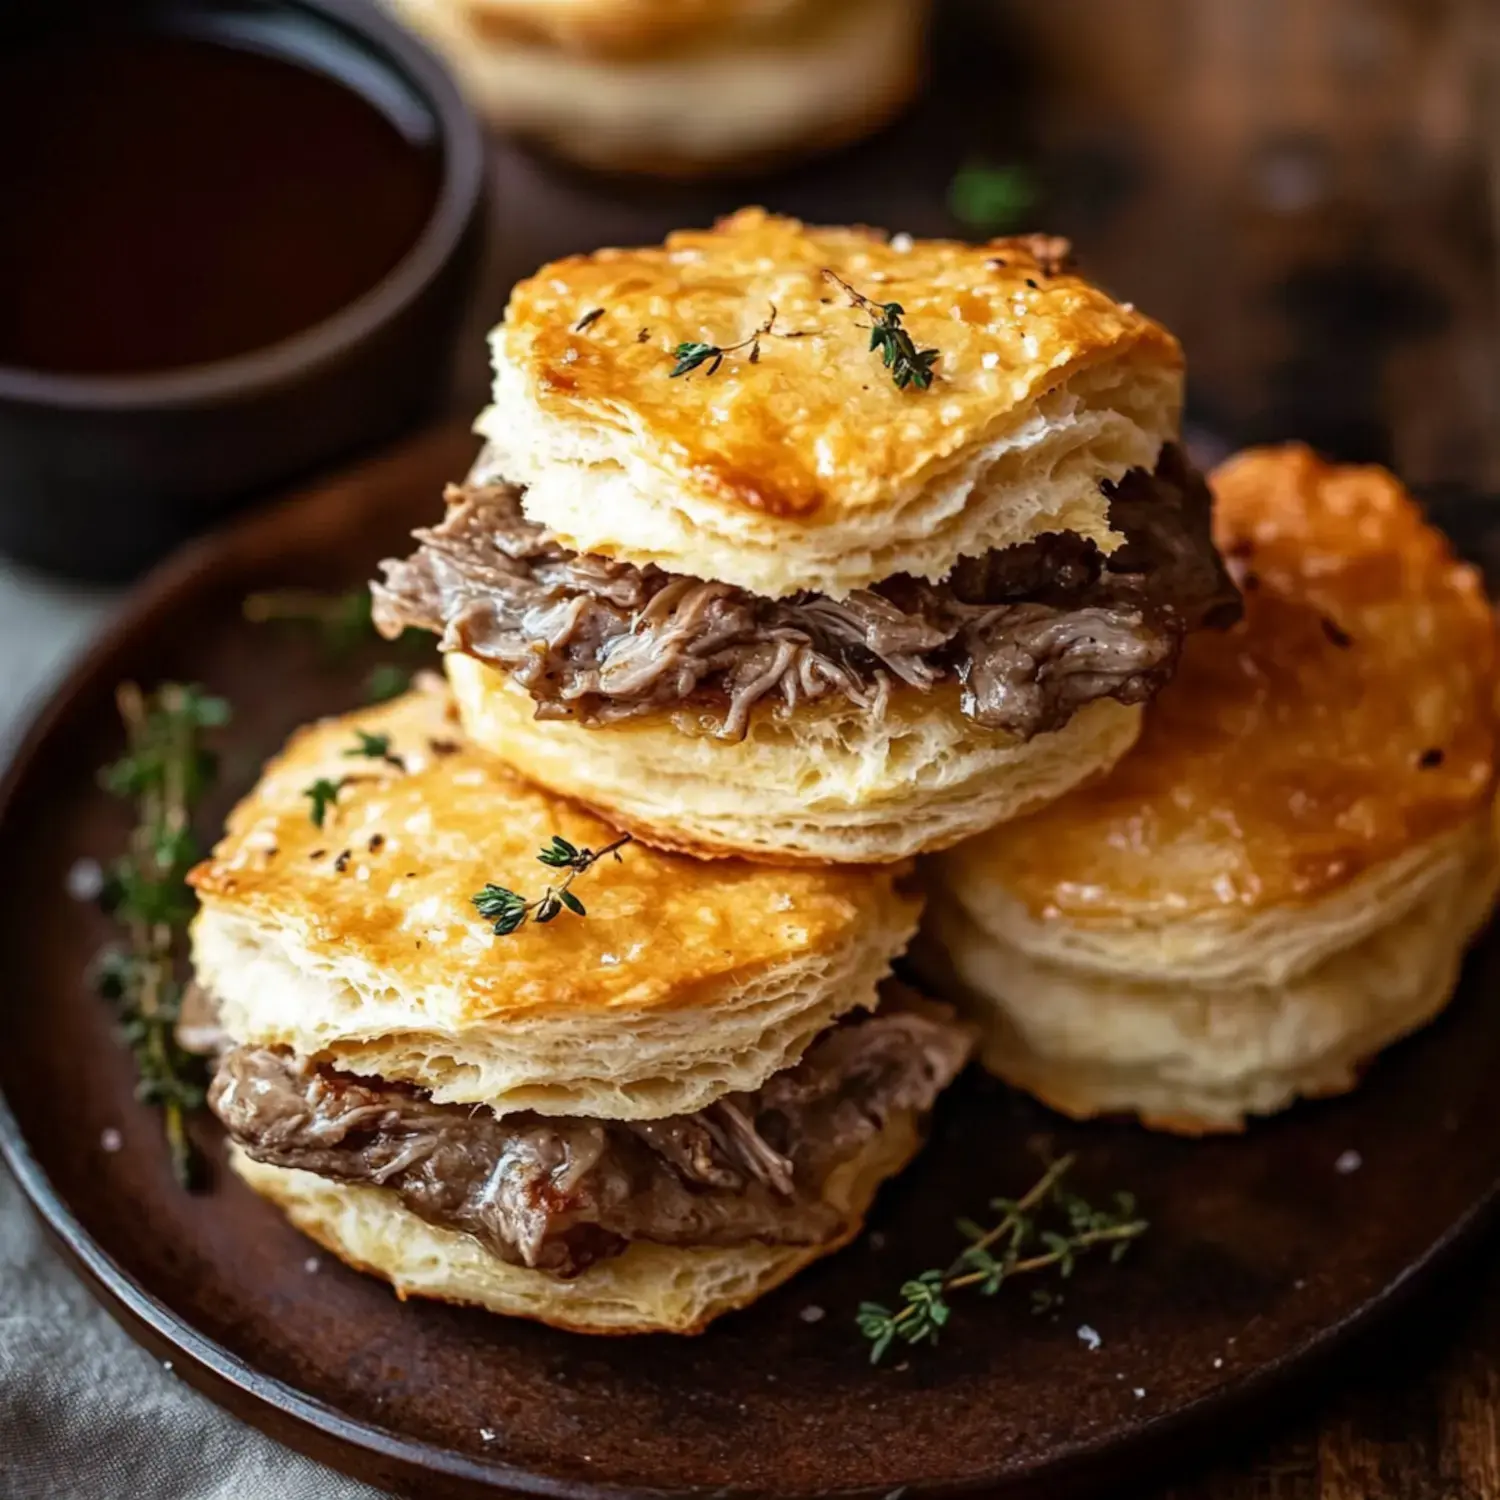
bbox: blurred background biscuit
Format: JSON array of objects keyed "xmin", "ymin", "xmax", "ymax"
[{"xmin": 386, "ymin": 0, "xmax": 929, "ymax": 176}]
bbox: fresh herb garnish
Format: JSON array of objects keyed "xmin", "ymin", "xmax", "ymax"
[
  {"xmin": 821, "ymin": 271, "xmax": 940, "ymax": 391},
  {"xmin": 669, "ymin": 304, "xmax": 783, "ymax": 378},
  {"xmin": 244, "ymin": 588, "xmax": 376, "ymax": 658},
  {"xmin": 472, "ymin": 833, "xmax": 633, "ymax": 936},
  {"xmin": 364, "ymin": 664, "xmax": 413, "ymax": 704},
  {"xmin": 669, "ymin": 342, "xmax": 726, "ymax": 378},
  {"xmin": 856, "ymin": 1155, "xmax": 1146, "ymax": 1363},
  {"xmin": 947, "ymin": 160, "xmax": 1037, "ymax": 232},
  {"xmin": 344, "ymin": 730, "xmax": 404, "ymax": 769},
  {"xmin": 95, "ymin": 682, "xmax": 230, "ymax": 1188},
  {"xmin": 574, "ymin": 307, "xmax": 605, "ymax": 332},
  {"xmin": 303, "ymin": 777, "xmax": 343, "ymax": 828},
  {"xmin": 245, "ymin": 588, "xmax": 424, "ymax": 702}
]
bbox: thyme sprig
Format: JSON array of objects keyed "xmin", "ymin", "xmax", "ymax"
[
  {"xmin": 345, "ymin": 730, "xmax": 404, "ymax": 769},
  {"xmin": 822, "ymin": 270, "xmax": 941, "ymax": 391},
  {"xmin": 856, "ymin": 1155, "xmax": 1146, "ymax": 1363},
  {"xmin": 364, "ymin": 664, "xmax": 414, "ymax": 704},
  {"xmin": 669, "ymin": 304, "xmax": 789, "ymax": 378},
  {"xmin": 303, "ymin": 777, "xmax": 343, "ymax": 828},
  {"xmin": 244, "ymin": 588, "xmax": 376, "ymax": 658},
  {"xmin": 947, "ymin": 160, "xmax": 1037, "ymax": 232},
  {"xmin": 244, "ymin": 588, "xmax": 422, "ymax": 702},
  {"xmin": 472, "ymin": 833, "xmax": 632, "ymax": 936},
  {"xmin": 95, "ymin": 682, "xmax": 230, "ymax": 1188}
]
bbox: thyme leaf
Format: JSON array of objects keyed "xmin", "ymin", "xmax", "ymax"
[
  {"xmin": 668, "ymin": 304, "xmax": 781, "ymax": 379},
  {"xmin": 303, "ymin": 777, "xmax": 343, "ymax": 828},
  {"xmin": 948, "ymin": 160, "xmax": 1037, "ymax": 232},
  {"xmin": 243, "ymin": 588, "xmax": 376, "ymax": 659},
  {"xmin": 856, "ymin": 1155, "xmax": 1147, "ymax": 1363},
  {"xmin": 344, "ymin": 730, "xmax": 404, "ymax": 770},
  {"xmin": 244, "ymin": 588, "xmax": 425, "ymax": 700},
  {"xmin": 472, "ymin": 833, "xmax": 632, "ymax": 937},
  {"xmin": 364, "ymin": 664, "xmax": 413, "ymax": 704},
  {"xmin": 669, "ymin": 341, "xmax": 724, "ymax": 378},
  {"xmin": 822, "ymin": 270, "xmax": 941, "ymax": 391}
]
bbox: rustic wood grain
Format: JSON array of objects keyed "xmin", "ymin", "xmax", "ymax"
[
  {"xmin": 1158, "ymin": 1251, "xmax": 1500, "ymax": 1497},
  {"xmin": 975, "ymin": 3, "xmax": 1500, "ymax": 1490}
]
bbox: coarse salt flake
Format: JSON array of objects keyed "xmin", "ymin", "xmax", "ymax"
[{"xmin": 66, "ymin": 858, "xmax": 104, "ymax": 902}]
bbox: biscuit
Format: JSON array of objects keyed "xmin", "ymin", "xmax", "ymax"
[
  {"xmin": 387, "ymin": 0, "xmax": 926, "ymax": 176},
  {"xmin": 448, "ymin": 652, "xmax": 1142, "ymax": 863},
  {"xmin": 189, "ymin": 683, "xmax": 921, "ymax": 1118},
  {"xmin": 482, "ymin": 209, "xmax": 1182, "ymax": 598},
  {"xmin": 930, "ymin": 445, "xmax": 1500, "ymax": 1129}
]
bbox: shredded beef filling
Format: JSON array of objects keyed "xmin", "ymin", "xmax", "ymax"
[
  {"xmin": 372, "ymin": 444, "xmax": 1239, "ymax": 741},
  {"xmin": 209, "ymin": 998, "xmax": 972, "ymax": 1280}
]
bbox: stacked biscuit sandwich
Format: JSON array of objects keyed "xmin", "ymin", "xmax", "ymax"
[
  {"xmin": 375, "ymin": 211, "xmax": 1239, "ymax": 864},
  {"xmin": 189, "ymin": 211, "xmax": 1500, "ymax": 1338},
  {"xmin": 193, "ymin": 687, "xmax": 965, "ymax": 1332},
  {"xmin": 385, "ymin": 0, "xmax": 929, "ymax": 175},
  {"xmin": 193, "ymin": 211, "xmax": 1241, "ymax": 1332}
]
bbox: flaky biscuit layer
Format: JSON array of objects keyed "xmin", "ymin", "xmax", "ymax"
[
  {"xmin": 483, "ymin": 209, "xmax": 1181, "ymax": 597},
  {"xmin": 189, "ymin": 685, "xmax": 920, "ymax": 1116}
]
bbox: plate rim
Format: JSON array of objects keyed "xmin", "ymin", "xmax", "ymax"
[
  {"xmin": 3, "ymin": 435, "xmax": 1499, "ymax": 1499},
  {"xmin": 8, "ymin": 1047, "xmax": 1499, "ymax": 1500}
]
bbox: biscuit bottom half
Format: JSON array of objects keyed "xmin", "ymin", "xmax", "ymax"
[
  {"xmin": 232, "ymin": 1109, "xmax": 921, "ymax": 1336},
  {"xmin": 925, "ymin": 814, "xmax": 1500, "ymax": 1133},
  {"xmin": 447, "ymin": 653, "xmax": 1142, "ymax": 865}
]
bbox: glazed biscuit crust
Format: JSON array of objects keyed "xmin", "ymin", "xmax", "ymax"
[
  {"xmin": 947, "ymin": 444, "xmax": 1499, "ymax": 929},
  {"xmin": 189, "ymin": 685, "xmax": 921, "ymax": 1116},
  {"xmin": 483, "ymin": 209, "xmax": 1182, "ymax": 596},
  {"xmin": 189, "ymin": 685, "xmax": 910, "ymax": 1022}
]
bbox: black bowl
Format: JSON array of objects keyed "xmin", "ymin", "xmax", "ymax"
[{"xmin": 0, "ymin": 0, "xmax": 485, "ymax": 581}]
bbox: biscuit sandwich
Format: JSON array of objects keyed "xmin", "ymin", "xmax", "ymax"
[
  {"xmin": 384, "ymin": 0, "xmax": 928, "ymax": 176},
  {"xmin": 927, "ymin": 445, "xmax": 1500, "ymax": 1133},
  {"xmin": 374, "ymin": 211, "xmax": 1241, "ymax": 865},
  {"xmin": 189, "ymin": 684, "xmax": 971, "ymax": 1333}
]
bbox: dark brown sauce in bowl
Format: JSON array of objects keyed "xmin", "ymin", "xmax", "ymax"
[
  {"xmin": 0, "ymin": 33, "xmax": 442, "ymax": 376},
  {"xmin": 0, "ymin": 0, "xmax": 485, "ymax": 580}
]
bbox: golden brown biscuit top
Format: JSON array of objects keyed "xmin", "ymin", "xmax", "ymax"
[
  {"xmin": 189, "ymin": 686, "xmax": 919, "ymax": 1021},
  {"xmin": 497, "ymin": 209, "xmax": 1180, "ymax": 525},
  {"xmin": 958, "ymin": 445, "xmax": 1498, "ymax": 921},
  {"xmin": 461, "ymin": 0, "xmax": 806, "ymax": 57}
]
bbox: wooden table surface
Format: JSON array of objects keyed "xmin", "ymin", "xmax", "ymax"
[
  {"xmin": 1160, "ymin": 1248, "xmax": 1500, "ymax": 1498},
  {"xmin": 430, "ymin": 3, "xmax": 1500, "ymax": 1492}
]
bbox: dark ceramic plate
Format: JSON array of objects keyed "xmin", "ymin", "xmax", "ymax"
[{"xmin": 3, "ymin": 425, "xmax": 1500, "ymax": 1500}]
